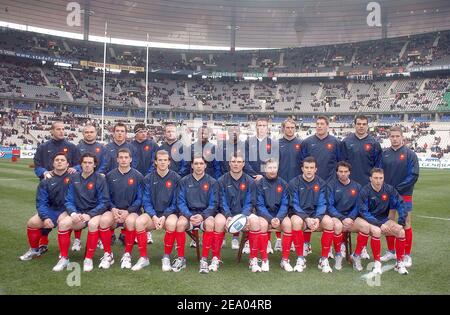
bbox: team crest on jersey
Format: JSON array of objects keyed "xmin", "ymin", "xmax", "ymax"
[
  {"xmin": 381, "ymin": 194, "xmax": 388, "ymax": 201},
  {"xmin": 313, "ymin": 184, "xmax": 320, "ymax": 192},
  {"xmin": 295, "ymin": 143, "xmax": 301, "ymax": 151},
  {"xmin": 128, "ymin": 178, "xmax": 135, "ymax": 186},
  {"xmin": 87, "ymin": 182, "xmax": 94, "ymax": 190},
  {"xmin": 350, "ymin": 189, "xmax": 357, "ymax": 196},
  {"xmin": 166, "ymin": 180, "xmax": 173, "ymax": 189},
  {"xmin": 364, "ymin": 144, "xmax": 372, "ymax": 151},
  {"xmin": 326, "ymin": 143, "xmax": 333, "ymax": 150},
  {"xmin": 144, "ymin": 145, "xmax": 151, "ymax": 151},
  {"xmin": 240, "ymin": 183, "xmax": 247, "ymax": 191},
  {"xmin": 276, "ymin": 185, "xmax": 283, "ymax": 193},
  {"xmin": 64, "ymin": 177, "xmax": 70, "ymax": 185},
  {"xmin": 63, "ymin": 147, "xmax": 68, "ymax": 153},
  {"xmin": 95, "ymin": 147, "xmax": 101, "ymax": 153},
  {"xmin": 266, "ymin": 144, "xmax": 271, "ymax": 151},
  {"xmin": 399, "ymin": 154, "xmax": 406, "ymax": 161},
  {"xmin": 202, "ymin": 183, "xmax": 209, "ymax": 191}
]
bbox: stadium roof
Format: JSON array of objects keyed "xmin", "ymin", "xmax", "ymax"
[{"xmin": 0, "ymin": 0, "xmax": 449, "ymax": 50}]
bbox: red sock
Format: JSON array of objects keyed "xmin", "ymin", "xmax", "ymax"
[
  {"xmin": 74, "ymin": 230, "xmax": 82, "ymax": 240},
  {"xmin": 39, "ymin": 235, "xmax": 49, "ymax": 246},
  {"xmin": 164, "ymin": 230, "xmax": 176, "ymax": 256},
  {"xmin": 212, "ymin": 231, "xmax": 225, "ymax": 259},
  {"xmin": 292, "ymin": 229, "xmax": 304, "ymax": 256},
  {"xmin": 321, "ymin": 229, "xmax": 334, "ymax": 258},
  {"xmin": 281, "ymin": 232, "xmax": 292, "ymax": 260},
  {"xmin": 175, "ymin": 231, "xmax": 186, "ymax": 258},
  {"xmin": 395, "ymin": 237, "xmax": 406, "ymax": 262},
  {"xmin": 404, "ymin": 228, "xmax": 413, "ymax": 255},
  {"xmin": 333, "ymin": 233, "xmax": 343, "ymax": 253},
  {"xmin": 85, "ymin": 230, "xmax": 99, "ymax": 259},
  {"xmin": 99, "ymin": 227, "xmax": 112, "ymax": 254},
  {"xmin": 386, "ymin": 235, "xmax": 396, "ymax": 251},
  {"xmin": 201, "ymin": 231, "xmax": 214, "ymax": 259},
  {"xmin": 136, "ymin": 230, "xmax": 148, "ymax": 257},
  {"xmin": 125, "ymin": 229, "xmax": 136, "ymax": 254},
  {"xmin": 259, "ymin": 231, "xmax": 269, "ymax": 261},
  {"xmin": 354, "ymin": 232, "xmax": 369, "ymax": 256},
  {"xmin": 248, "ymin": 230, "xmax": 260, "ymax": 259},
  {"xmin": 370, "ymin": 236, "xmax": 381, "ymax": 262},
  {"xmin": 27, "ymin": 227, "xmax": 41, "ymax": 249},
  {"xmin": 276, "ymin": 231, "xmax": 281, "ymax": 239},
  {"xmin": 304, "ymin": 231, "xmax": 312, "ymax": 243},
  {"xmin": 57, "ymin": 229, "xmax": 71, "ymax": 258}
]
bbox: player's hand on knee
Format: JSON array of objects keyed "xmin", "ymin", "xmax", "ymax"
[
  {"xmin": 271, "ymin": 218, "xmax": 280, "ymax": 228},
  {"xmin": 380, "ymin": 223, "xmax": 391, "ymax": 235},
  {"xmin": 81, "ymin": 214, "xmax": 91, "ymax": 223},
  {"xmin": 43, "ymin": 218, "xmax": 54, "ymax": 229},
  {"xmin": 343, "ymin": 218, "xmax": 353, "ymax": 229}
]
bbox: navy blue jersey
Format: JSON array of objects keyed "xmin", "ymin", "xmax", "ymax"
[
  {"xmin": 245, "ymin": 136, "xmax": 278, "ymax": 177},
  {"xmin": 34, "ymin": 139, "xmax": 79, "ymax": 178},
  {"xmin": 358, "ymin": 183, "xmax": 406, "ymax": 227},
  {"xmin": 76, "ymin": 140, "xmax": 106, "ymax": 173},
  {"xmin": 288, "ymin": 175, "xmax": 327, "ymax": 220},
  {"xmin": 158, "ymin": 140, "xmax": 189, "ymax": 176},
  {"xmin": 190, "ymin": 141, "xmax": 222, "ymax": 179},
  {"xmin": 130, "ymin": 139, "xmax": 158, "ymax": 176},
  {"xmin": 256, "ymin": 176, "xmax": 289, "ymax": 222},
  {"xmin": 36, "ymin": 171, "xmax": 71, "ymax": 220},
  {"xmin": 65, "ymin": 172, "xmax": 109, "ymax": 217},
  {"xmin": 106, "ymin": 168, "xmax": 144, "ymax": 214},
  {"xmin": 301, "ymin": 134, "xmax": 343, "ymax": 182},
  {"xmin": 326, "ymin": 178, "xmax": 361, "ymax": 220},
  {"xmin": 278, "ymin": 137, "xmax": 303, "ymax": 183},
  {"xmin": 143, "ymin": 170, "xmax": 181, "ymax": 217},
  {"xmin": 177, "ymin": 173, "xmax": 219, "ymax": 219},
  {"xmin": 102, "ymin": 141, "xmax": 133, "ymax": 175},
  {"xmin": 218, "ymin": 172, "xmax": 255, "ymax": 218},
  {"xmin": 342, "ymin": 133, "xmax": 382, "ymax": 186},
  {"xmin": 381, "ymin": 146, "xmax": 419, "ymax": 196}
]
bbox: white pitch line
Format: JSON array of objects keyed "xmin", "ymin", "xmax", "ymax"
[{"xmin": 414, "ymin": 215, "xmax": 450, "ymax": 221}]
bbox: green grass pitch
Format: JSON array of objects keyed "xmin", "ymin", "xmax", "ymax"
[{"xmin": 0, "ymin": 159, "xmax": 449, "ymax": 295}]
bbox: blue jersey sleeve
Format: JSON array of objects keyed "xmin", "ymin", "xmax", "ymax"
[
  {"xmin": 177, "ymin": 182, "xmax": 193, "ymax": 219},
  {"xmin": 128, "ymin": 175, "xmax": 143, "ymax": 213},
  {"xmin": 86, "ymin": 178, "xmax": 109, "ymax": 217},
  {"xmin": 396, "ymin": 152, "xmax": 419, "ymax": 195},
  {"xmin": 36, "ymin": 181, "xmax": 51, "ymax": 220},
  {"xmin": 358, "ymin": 189, "xmax": 382, "ymax": 227},
  {"xmin": 256, "ymin": 183, "xmax": 273, "ymax": 222},
  {"xmin": 202, "ymin": 180, "xmax": 219, "ymax": 219}
]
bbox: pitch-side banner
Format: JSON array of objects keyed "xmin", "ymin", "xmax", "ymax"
[
  {"xmin": 80, "ymin": 60, "xmax": 144, "ymax": 72},
  {"xmin": 20, "ymin": 149, "xmax": 36, "ymax": 159},
  {"xmin": 418, "ymin": 157, "xmax": 450, "ymax": 169},
  {"xmin": 0, "ymin": 146, "xmax": 20, "ymax": 159}
]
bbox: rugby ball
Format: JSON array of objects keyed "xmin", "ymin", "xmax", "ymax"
[{"xmin": 227, "ymin": 214, "xmax": 248, "ymax": 234}]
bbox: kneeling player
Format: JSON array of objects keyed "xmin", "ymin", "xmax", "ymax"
[
  {"xmin": 54, "ymin": 153, "xmax": 109, "ymax": 271},
  {"xmin": 255, "ymin": 159, "xmax": 292, "ymax": 272},
  {"xmin": 20, "ymin": 153, "xmax": 71, "ymax": 261},
  {"xmin": 213, "ymin": 153, "xmax": 256, "ymax": 272},
  {"xmin": 327, "ymin": 161, "xmax": 372, "ymax": 271},
  {"xmin": 357, "ymin": 168, "xmax": 408, "ymax": 275},
  {"xmin": 288, "ymin": 157, "xmax": 334, "ymax": 273},
  {"xmin": 99, "ymin": 148, "xmax": 144, "ymax": 269},
  {"xmin": 175, "ymin": 155, "xmax": 219, "ymax": 273},
  {"xmin": 132, "ymin": 150, "xmax": 181, "ymax": 271}
]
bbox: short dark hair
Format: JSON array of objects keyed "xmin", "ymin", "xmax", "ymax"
[
  {"xmin": 316, "ymin": 116, "xmax": 329, "ymax": 125},
  {"xmin": 113, "ymin": 122, "xmax": 127, "ymax": 132},
  {"xmin": 336, "ymin": 161, "xmax": 352, "ymax": 172},
  {"xmin": 389, "ymin": 125, "xmax": 403, "ymax": 136},
  {"xmin": 354, "ymin": 115, "xmax": 369, "ymax": 124},
  {"xmin": 52, "ymin": 152, "xmax": 68, "ymax": 162},
  {"xmin": 117, "ymin": 148, "xmax": 132, "ymax": 158},
  {"xmin": 80, "ymin": 152, "xmax": 98, "ymax": 167},
  {"xmin": 302, "ymin": 156, "xmax": 316, "ymax": 166},
  {"xmin": 51, "ymin": 121, "xmax": 64, "ymax": 130},
  {"xmin": 156, "ymin": 149, "xmax": 170, "ymax": 160},
  {"xmin": 191, "ymin": 153, "xmax": 205, "ymax": 164},
  {"xmin": 370, "ymin": 168, "xmax": 384, "ymax": 176}
]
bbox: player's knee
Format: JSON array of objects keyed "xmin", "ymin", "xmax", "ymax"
[
  {"xmin": 371, "ymin": 227, "xmax": 381, "ymax": 238},
  {"xmin": 359, "ymin": 223, "xmax": 370, "ymax": 235},
  {"xmin": 322, "ymin": 217, "xmax": 333, "ymax": 230}
]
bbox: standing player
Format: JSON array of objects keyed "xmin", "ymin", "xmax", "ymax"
[
  {"xmin": 212, "ymin": 153, "xmax": 256, "ymax": 272},
  {"xmin": 102, "ymin": 122, "xmax": 133, "ymax": 175},
  {"xmin": 276, "ymin": 118, "xmax": 303, "ymax": 251},
  {"xmin": 380, "ymin": 126, "xmax": 419, "ymax": 268},
  {"xmin": 73, "ymin": 124, "xmax": 106, "ymax": 251},
  {"xmin": 99, "ymin": 148, "xmax": 144, "ymax": 269},
  {"xmin": 357, "ymin": 168, "xmax": 409, "ymax": 275},
  {"xmin": 175, "ymin": 155, "xmax": 219, "ymax": 273},
  {"xmin": 54, "ymin": 153, "xmax": 109, "ymax": 272},
  {"xmin": 19, "ymin": 153, "xmax": 71, "ymax": 261},
  {"xmin": 300, "ymin": 116, "xmax": 342, "ymax": 256},
  {"xmin": 190, "ymin": 126, "xmax": 222, "ymax": 179},
  {"xmin": 158, "ymin": 123, "xmax": 189, "ymax": 176},
  {"xmin": 33, "ymin": 121, "xmax": 79, "ymax": 254},
  {"xmin": 130, "ymin": 123, "xmax": 158, "ymax": 176},
  {"xmin": 288, "ymin": 157, "xmax": 334, "ymax": 273},
  {"xmin": 255, "ymin": 159, "xmax": 292, "ymax": 272},
  {"xmin": 131, "ymin": 150, "xmax": 181, "ymax": 271},
  {"xmin": 327, "ymin": 161, "xmax": 371, "ymax": 271}
]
